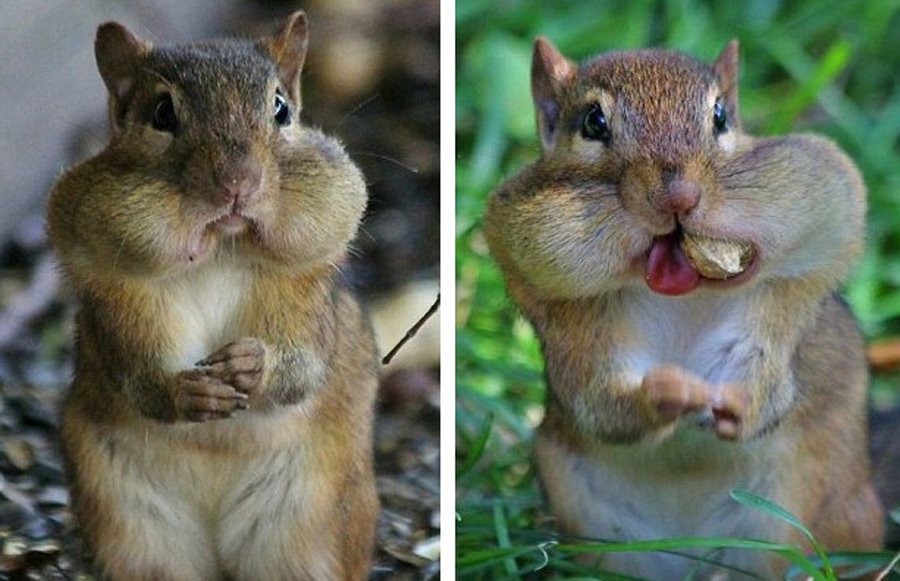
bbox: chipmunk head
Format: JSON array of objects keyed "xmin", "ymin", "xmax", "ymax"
[
  {"xmin": 94, "ymin": 12, "xmax": 309, "ymax": 215},
  {"xmin": 516, "ymin": 38, "xmax": 761, "ymax": 296},
  {"xmin": 532, "ymin": 38, "xmax": 740, "ymax": 157},
  {"xmin": 485, "ymin": 39, "xmax": 785, "ymax": 299},
  {"xmin": 49, "ymin": 12, "xmax": 367, "ymax": 278}
]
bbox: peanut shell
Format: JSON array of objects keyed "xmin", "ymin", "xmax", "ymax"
[{"xmin": 681, "ymin": 231, "xmax": 753, "ymax": 279}]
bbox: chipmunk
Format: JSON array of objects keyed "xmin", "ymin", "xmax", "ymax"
[
  {"xmin": 48, "ymin": 11, "xmax": 379, "ymax": 581},
  {"xmin": 484, "ymin": 38, "xmax": 883, "ymax": 578}
]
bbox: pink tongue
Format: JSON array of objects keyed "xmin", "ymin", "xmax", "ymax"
[{"xmin": 645, "ymin": 234, "xmax": 700, "ymax": 296}]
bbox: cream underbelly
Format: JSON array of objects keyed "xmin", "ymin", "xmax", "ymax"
[
  {"xmin": 65, "ymin": 404, "xmax": 340, "ymax": 581},
  {"xmin": 99, "ymin": 407, "xmax": 314, "ymax": 517},
  {"xmin": 536, "ymin": 425, "xmax": 793, "ymax": 579},
  {"xmin": 160, "ymin": 261, "xmax": 252, "ymax": 369}
]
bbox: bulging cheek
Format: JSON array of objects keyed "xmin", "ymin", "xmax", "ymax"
[
  {"xmin": 255, "ymin": 209, "xmax": 357, "ymax": 265},
  {"xmin": 525, "ymin": 253, "xmax": 612, "ymax": 298},
  {"xmin": 120, "ymin": 205, "xmax": 216, "ymax": 271},
  {"xmin": 513, "ymin": 225, "xmax": 625, "ymax": 298},
  {"xmin": 180, "ymin": 227, "xmax": 214, "ymax": 264}
]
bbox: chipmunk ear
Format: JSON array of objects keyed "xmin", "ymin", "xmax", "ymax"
[
  {"xmin": 713, "ymin": 39, "xmax": 740, "ymax": 125},
  {"xmin": 532, "ymin": 37, "xmax": 576, "ymax": 151},
  {"xmin": 95, "ymin": 22, "xmax": 151, "ymax": 132},
  {"xmin": 95, "ymin": 22, "xmax": 149, "ymax": 101},
  {"xmin": 264, "ymin": 11, "xmax": 309, "ymax": 108}
]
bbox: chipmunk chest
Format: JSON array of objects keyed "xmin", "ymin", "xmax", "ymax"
[
  {"xmin": 162, "ymin": 264, "xmax": 252, "ymax": 368},
  {"xmin": 619, "ymin": 290, "xmax": 751, "ymax": 383}
]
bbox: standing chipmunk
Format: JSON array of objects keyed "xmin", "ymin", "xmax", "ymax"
[
  {"xmin": 48, "ymin": 11, "xmax": 378, "ymax": 581},
  {"xmin": 484, "ymin": 38, "xmax": 883, "ymax": 578}
]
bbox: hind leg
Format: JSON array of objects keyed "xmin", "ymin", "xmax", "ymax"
[
  {"xmin": 65, "ymin": 425, "xmax": 219, "ymax": 581},
  {"xmin": 218, "ymin": 449, "xmax": 376, "ymax": 581}
]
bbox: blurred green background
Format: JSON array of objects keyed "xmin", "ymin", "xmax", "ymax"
[{"xmin": 456, "ymin": 0, "xmax": 900, "ymax": 578}]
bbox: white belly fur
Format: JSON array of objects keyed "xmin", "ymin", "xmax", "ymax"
[
  {"xmin": 83, "ymin": 408, "xmax": 328, "ymax": 580},
  {"xmin": 160, "ymin": 261, "xmax": 252, "ymax": 369},
  {"xmin": 540, "ymin": 427, "xmax": 793, "ymax": 579},
  {"xmin": 622, "ymin": 287, "xmax": 753, "ymax": 383}
]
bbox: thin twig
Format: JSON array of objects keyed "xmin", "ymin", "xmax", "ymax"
[{"xmin": 381, "ymin": 293, "xmax": 440, "ymax": 365}]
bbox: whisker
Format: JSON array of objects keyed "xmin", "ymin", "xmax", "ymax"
[
  {"xmin": 112, "ymin": 236, "xmax": 126, "ymax": 272},
  {"xmin": 336, "ymin": 93, "xmax": 380, "ymax": 129},
  {"xmin": 327, "ymin": 260, "xmax": 345, "ymax": 277},
  {"xmin": 718, "ymin": 160, "xmax": 783, "ymax": 180},
  {"xmin": 721, "ymin": 181, "xmax": 768, "ymax": 191},
  {"xmin": 355, "ymin": 224, "xmax": 376, "ymax": 245},
  {"xmin": 346, "ymin": 244, "xmax": 364, "ymax": 259},
  {"xmin": 350, "ymin": 151, "xmax": 420, "ymax": 174}
]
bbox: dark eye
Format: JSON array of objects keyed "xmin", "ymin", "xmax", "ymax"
[
  {"xmin": 274, "ymin": 91, "xmax": 291, "ymax": 126},
  {"xmin": 713, "ymin": 101, "xmax": 727, "ymax": 134},
  {"xmin": 582, "ymin": 103, "xmax": 611, "ymax": 143},
  {"xmin": 152, "ymin": 94, "xmax": 177, "ymax": 133}
]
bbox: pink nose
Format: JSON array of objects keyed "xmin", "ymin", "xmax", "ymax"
[
  {"xmin": 212, "ymin": 156, "xmax": 262, "ymax": 206},
  {"xmin": 656, "ymin": 178, "xmax": 700, "ymax": 215}
]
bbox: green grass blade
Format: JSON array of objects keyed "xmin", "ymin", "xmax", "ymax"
[
  {"xmin": 456, "ymin": 411, "xmax": 494, "ymax": 478},
  {"xmin": 557, "ymin": 537, "xmax": 825, "ymax": 580},
  {"xmin": 492, "ymin": 501, "xmax": 517, "ymax": 575},
  {"xmin": 729, "ymin": 489, "xmax": 833, "ymax": 580},
  {"xmin": 784, "ymin": 550, "xmax": 900, "ymax": 579},
  {"xmin": 456, "ymin": 545, "xmax": 545, "ymax": 576}
]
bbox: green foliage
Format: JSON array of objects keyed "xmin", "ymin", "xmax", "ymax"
[{"xmin": 456, "ymin": 0, "xmax": 900, "ymax": 577}]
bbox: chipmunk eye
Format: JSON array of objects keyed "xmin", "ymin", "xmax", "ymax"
[
  {"xmin": 582, "ymin": 103, "xmax": 611, "ymax": 143},
  {"xmin": 713, "ymin": 102, "xmax": 727, "ymax": 134},
  {"xmin": 152, "ymin": 94, "xmax": 177, "ymax": 133},
  {"xmin": 274, "ymin": 91, "xmax": 291, "ymax": 127}
]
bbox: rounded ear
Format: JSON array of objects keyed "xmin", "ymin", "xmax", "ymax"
[
  {"xmin": 713, "ymin": 39, "xmax": 740, "ymax": 126},
  {"xmin": 532, "ymin": 37, "xmax": 576, "ymax": 152},
  {"xmin": 95, "ymin": 22, "xmax": 151, "ymax": 102},
  {"xmin": 262, "ymin": 11, "xmax": 309, "ymax": 108}
]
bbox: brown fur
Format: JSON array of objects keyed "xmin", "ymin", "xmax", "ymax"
[
  {"xmin": 48, "ymin": 12, "xmax": 377, "ymax": 581},
  {"xmin": 485, "ymin": 38, "xmax": 882, "ymax": 578}
]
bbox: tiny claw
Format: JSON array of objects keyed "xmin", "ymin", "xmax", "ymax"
[
  {"xmin": 716, "ymin": 419, "xmax": 739, "ymax": 440},
  {"xmin": 713, "ymin": 408, "xmax": 741, "ymax": 440}
]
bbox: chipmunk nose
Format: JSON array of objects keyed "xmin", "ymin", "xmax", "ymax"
[
  {"xmin": 212, "ymin": 155, "xmax": 262, "ymax": 207},
  {"xmin": 656, "ymin": 178, "xmax": 700, "ymax": 215}
]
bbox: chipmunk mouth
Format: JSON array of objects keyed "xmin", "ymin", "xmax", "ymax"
[
  {"xmin": 212, "ymin": 212, "xmax": 251, "ymax": 236},
  {"xmin": 180, "ymin": 210, "xmax": 256, "ymax": 263},
  {"xmin": 208, "ymin": 198, "xmax": 259, "ymax": 236},
  {"xmin": 183, "ymin": 212, "xmax": 264, "ymax": 265},
  {"xmin": 644, "ymin": 226, "xmax": 758, "ymax": 295}
]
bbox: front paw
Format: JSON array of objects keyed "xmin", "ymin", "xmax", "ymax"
[
  {"xmin": 710, "ymin": 383, "xmax": 748, "ymax": 440},
  {"xmin": 640, "ymin": 365, "xmax": 710, "ymax": 423},
  {"xmin": 196, "ymin": 337, "xmax": 266, "ymax": 395},
  {"xmin": 175, "ymin": 368, "xmax": 249, "ymax": 422}
]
